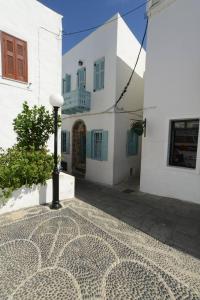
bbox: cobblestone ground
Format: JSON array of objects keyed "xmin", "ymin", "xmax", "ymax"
[{"xmin": 0, "ymin": 199, "xmax": 200, "ymax": 299}]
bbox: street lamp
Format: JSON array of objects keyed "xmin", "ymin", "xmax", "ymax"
[{"xmin": 49, "ymin": 94, "xmax": 64, "ymax": 209}]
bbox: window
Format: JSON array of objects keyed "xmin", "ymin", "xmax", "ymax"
[
  {"xmin": 127, "ymin": 130, "xmax": 139, "ymax": 156},
  {"xmin": 77, "ymin": 67, "xmax": 86, "ymax": 89},
  {"xmin": 61, "ymin": 131, "xmax": 67, "ymax": 153},
  {"xmin": 61, "ymin": 131, "xmax": 70, "ymax": 154},
  {"xmin": 94, "ymin": 57, "xmax": 105, "ymax": 91},
  {"xmin": 169, "ymin": 119, "xmax": 199, "ymax": 169},
  {"xmin": 86, "ymin": 130, "xmax": 108, "ymax": 161},
  {"xmin": 1, "ymin": 32, "xmax": 28, "ymax": 82},
  {"xmin": 62, "ymin": 74, "xmax": 71, "ymax": 94},
  {"xmin": 93, "ymin": 130, "xmax": 103, "ymax": 160}
]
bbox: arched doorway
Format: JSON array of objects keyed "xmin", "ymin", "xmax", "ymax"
[{"xmin": 72, "ymin": 120, "xmax": 86, "ymax": 176}]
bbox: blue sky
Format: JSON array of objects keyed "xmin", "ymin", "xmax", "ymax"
[{"xmin": 39, "ymin": 0, "xmax": 147, "ymax": 54}]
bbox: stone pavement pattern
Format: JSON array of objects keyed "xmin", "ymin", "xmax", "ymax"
[
  {"xmin": 0, "ymin": 199, "xmax": 200, "ymax": 299},
  {"xmin": 76, "ymin": 179, "xmax": 200, "ymax": 259}
]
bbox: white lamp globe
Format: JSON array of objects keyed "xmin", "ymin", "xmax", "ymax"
[{"xmin": 49, "ymin": 94, "xmax": 64, "ymax": 108}]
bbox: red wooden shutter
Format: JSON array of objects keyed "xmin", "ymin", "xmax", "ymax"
[
  {"xmin": 1, "ymin": 32, "xmax": 16, "ymax": 80},
  {"xmin": 15, "ymin": 39, "xmax": 28, "ymax": 82},
  {"xmin": 1, "ymin": 32, "xmax": 28, "ymax": 82}
]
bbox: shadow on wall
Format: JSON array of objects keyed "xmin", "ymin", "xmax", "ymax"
[
  {"xmin": 113, "ymin": 56, "xmax": 144, "ymax": 185},
  {"xmin": 116, "ymin": 56, "xmax": 144, "ymax": 112}
]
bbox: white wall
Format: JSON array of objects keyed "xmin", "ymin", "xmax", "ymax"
[
  {"xmin": 62, "ymin": 114, "xmax": 115, "ymax": 185},
  {"xmin": 0, "ymin": 0, "xmax": 62, "ymax": 151},
  {"xmin": 0, "ymin": 172, "xmax": 75, "ymax": 215},
  {"xmin": 113, "ymin": 16, "xmax": 146, "ymax": 184},
  {"xmin": 62, "ymin": 14, "xmax": 146, "ymax": 186},
  {"xmin": 140, "ymin": 0, "xmax": 200, "ymax": 204},
  {"xmin": 62, "ymin": 15, "xmax": 118, "ymax": 113},
  {"xmin": 62, "ymin": 15, "xmax": 118, "ymax": 185}
]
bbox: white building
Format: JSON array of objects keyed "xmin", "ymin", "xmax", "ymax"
[
  {"xmin": 0, "ymin": 0, "xmax": 62, "ymax": 150},
  {"xmin": 62, "ymin": 14, "xmax": 145, "ymax": 186},
  {"xmin": 140, "ymin": 0, "xmax": 200, "ymax": 204}
]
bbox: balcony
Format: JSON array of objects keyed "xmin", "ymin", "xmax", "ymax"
[{"xmin": 62, "ymin": 89, "xmax": 91, "ymax": 115}]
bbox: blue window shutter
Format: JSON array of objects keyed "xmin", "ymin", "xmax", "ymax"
[
  {"xmin": 83, "ymin": 68, "xmax": 86, "ymax": 88},
  {"xmin": 62, "ymin": 78, "xmax": 66, "ymax": 95},
  {"xmin": 95, "ymin": 62, "xmax": 100, "ymax": 90},
  {"xmin": 91, "ymin": 130, "xmax": 95, "ymax": 159},
  {"xmin": 86, "ymin": 131, "xmax": 92, "ymax": 158},
  {"xmin": 61, "ymin": 131, "xmax": 66, "ymax": 153},
  {"xmin": 100, "ymin": 58, "xmax": 105, "ymax": 89},
  {"xmin": 66, "ymin": 131, "xmax": 70, "ymax": 154},
  {"xmin": 101, "ymin": 130, "xmax": 108, "ymax": 161},
  {"xmin": 63, "ymin": 74, "xmax": 71, "ymax": 94},
  {"xmin": 93, "ymin": 64, "xmax": 97, "ymax": 91},
  {"xmin": 133, "ymin": 132, "xmax": 138, "ymax": 155},
  {"xmin": 127, "ymin": 130, "xmax": 138, "ymax": 156},
  {"xmin": 77, "ymin": 68, "xmax": 86, "ymax": 89},
  {"xmin": 65, "ymin": 74, "xmax": 71, "ymax": 93},
  {"xmin": 94, "ymin": 58, "xmax": 105, "ymax": 91},
  {"xmin": 61, "ymin": 131, "xmax": 70, "ymax": 154},
  {"xmin": 127, "ymin": 130, "xmax": 132, "ymax": 156}
]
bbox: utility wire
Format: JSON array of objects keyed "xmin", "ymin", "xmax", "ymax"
[
  {"xmin": 115, "ymin": 16, "xmax": 148, "ymax": 109},
  {"xmin": 101, "ymin": 16, "xmax": 148, "ymax": 114},
  {"xmin": 62, "ymin": 8, "xmax": 151, "ymax": 120},
  {"xmin": 62, "ymin": 17, "xmax": 151, "ymax": 120},
  {"xmin": 62, "ymin": 106, "xmax": 156, "ymax": 121},
  {"xmin": 62, "ymin": 0, "xmax": 151, "ymax": 37}
]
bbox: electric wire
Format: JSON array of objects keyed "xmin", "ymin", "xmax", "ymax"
[
  {"xmin": 62, "ymin": 17, "xmax": 151, "ymax": 121},
  {"xmin": 114, "ymin": 16, "xmax": 148, "ymax": 109},
  {"xmin": 62, "ymin": 106, "xmax": 156, "ymax": 121},
  {"xmin": 62, "ymin": 3, "xmax": 153, "ymax": 121},
  {"xmin": 62, "ymin": 0, "xmax": 151, "ymax": 37},
  {"xmin": 101, "ymin": 15, "xmax": 148, "ymax": 114}
]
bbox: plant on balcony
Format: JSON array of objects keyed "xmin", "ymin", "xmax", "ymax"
[{"xmin": 0, "ymin": 101, "xmax": 60, "ymax": 202}]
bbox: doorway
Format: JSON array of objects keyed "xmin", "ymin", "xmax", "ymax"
[{"xmin": 72, "ymin": 120, "xmax": 86, "ymax": 176}]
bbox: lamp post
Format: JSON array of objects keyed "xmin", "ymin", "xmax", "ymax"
[{"xmin": 49, "ymin": 94, "xmax": 64, "ymax": 209}]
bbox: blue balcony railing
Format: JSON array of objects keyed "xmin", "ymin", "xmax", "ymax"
[{"xmin": 62, "ymin": 89, "xmax": 91, "ymax": 115}]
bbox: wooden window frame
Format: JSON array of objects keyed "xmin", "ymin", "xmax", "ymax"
[{"xmin": 1, "ymin": 31, "xmax": 28, "ymax": 83}]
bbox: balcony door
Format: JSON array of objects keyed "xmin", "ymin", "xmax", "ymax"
[
  {"xmin": 72, "ymin": 120, "xmax": 86, "ymax": 176},
  {"xmin": 77, "ymin": 67, "xmax": 86, "ymax": 90}
]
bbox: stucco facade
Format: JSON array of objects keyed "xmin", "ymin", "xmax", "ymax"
[
  {"xmin": 62, "ymin": 14, "xmax": 145, "ymax": 185},
  {"xmin": 0, "ymin": 0, "xmax": 62, "ymax": 151},
  {"xmin": 140, "ymin": 0, "xmax": 200, "ymax": 204}
]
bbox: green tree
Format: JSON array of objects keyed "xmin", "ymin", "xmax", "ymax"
[
  {"xmin": 0, "ymin": 101, "xmax": 61, "ymax": 201},
  {"xmin": 13, "ymin": 101, "xmax": 60, "ymax": 150}
]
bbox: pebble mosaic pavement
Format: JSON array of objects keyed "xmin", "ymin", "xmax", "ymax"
[{"xmin": 0, "ymin": 198, "xmax": 200, "ymax": 300}]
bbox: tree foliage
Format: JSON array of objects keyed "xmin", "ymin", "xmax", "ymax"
[
  {"xmin": 0, "ymin": 146, "xmax": 54, "ymax": 198},
  {"xmin": 0, "ymin": 101, "xmax": 61, "ymax": 201},
  {"xmin": 13, "ymin": 101, "xmax": 61, "ymax": 150}
]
